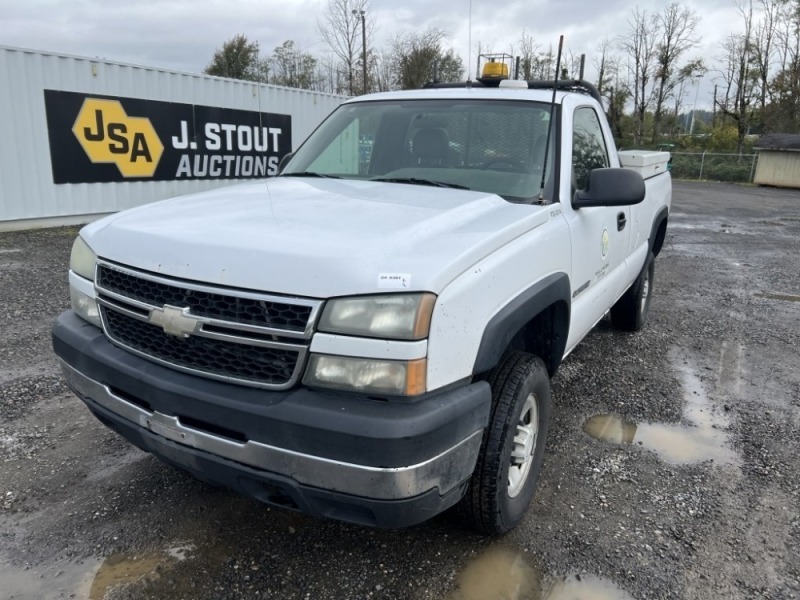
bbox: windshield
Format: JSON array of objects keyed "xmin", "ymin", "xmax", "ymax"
[{"xmin": 282, "ymin": 99, "xmax": 556, "ymax": 203}]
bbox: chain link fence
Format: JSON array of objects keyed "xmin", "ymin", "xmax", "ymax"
[{"xmin": 669, "ymin": 152, "xmax": 758, "ymax": 183}]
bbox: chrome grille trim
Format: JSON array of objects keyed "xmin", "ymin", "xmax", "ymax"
[
  {"xmin": 95, "ymin": 260, "xmax": 322, "ymax": 340},
  {"xmin": 94, "ymin": 260, "xmax": 321, "ymax": 390}
]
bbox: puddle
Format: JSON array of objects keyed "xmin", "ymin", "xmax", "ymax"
[
  {"xmin": 583, "ymin": 415, "xmax": 736, "ymax": 465},
  {"xmin": 450, "ymin": 546, "xmax": 633, "ymax": 600},
  {"xmin": 543, "ymin": 574, "xmax": 635, "ymax": 599},
  {"xmin": 166, "ymin": 543, "xmax": 196, "ymax": 561},
  {"xmin": 89, "ymin": 552, "xmax": 173, "ymax": 599},
  {"xmin": 1, "ymin": 557, "xmax": 101, "ymax": 600},
  {"xmin": 583, "ymin": 355, "xmax": 738, "ymax": 466},
  {"xmin": 666, "ymin": 223, "xmax": 706, "ymax": 230},
  {"xmin": 449, "ymin": 546, "xmax": 539, "ymax": 599},
  {"xmin": 755, "ymin": 291, "xmax": 800, "ymax": 303},
  {"xmin": 89, "ymin": 543, "xmax": 199, "ymax": 598},
  {"xmin": 0, "ymin": 543, "xmax": 195, "ymax": 600},
  {"xmin": 583, "ymin": 415, "xmax": 638, "ymax": 444}
]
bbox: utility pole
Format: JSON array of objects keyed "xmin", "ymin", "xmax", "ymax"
[
  {"xmin": 689, "ymin": 75, "xmax": 702, "ymax": 135},
  {"xmin": 352, "ymin": 9, "xmax": 367, "ymax": 94},
  {"xmin": 713, "ymin": 84, "xmax": 718, "ymax": 127}
]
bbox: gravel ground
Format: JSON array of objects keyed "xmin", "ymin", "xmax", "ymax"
[{"xmin": 0, "ymin": 181, "xmax": 798, "ymax": 600}]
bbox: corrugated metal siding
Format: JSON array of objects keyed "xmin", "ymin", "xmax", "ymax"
[
  {"xmin": 754, "ymin": 151, "xmax": 800, "ymax": 188},
  {"xmin": 0, "ymin": 46, "xmax": 346, "ymax": 225}
]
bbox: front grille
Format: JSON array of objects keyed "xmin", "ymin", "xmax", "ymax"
[
  {"xmin": 98, "ymin": 265, "xmax": 312, "ymax": 332},
  {"xmin": 103, "ymin": 309, "xmax": 299, "ymax": 385},
  {"xmin": 94, "ymin": 261, "xmax": 321, "ymax": 389}
]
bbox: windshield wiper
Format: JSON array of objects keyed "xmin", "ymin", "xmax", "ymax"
[
  {"xmin": 280, "ymin": 171, "xmax": 342, "ymax": 179},
  {"xmin": 371, "ymin": 177, "xmax": 471, "ymax": 190}
]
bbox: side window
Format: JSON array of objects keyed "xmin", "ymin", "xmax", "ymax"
[{"xmin": 572, "ymin": 107, "xmax": 609, "ymax": 191}]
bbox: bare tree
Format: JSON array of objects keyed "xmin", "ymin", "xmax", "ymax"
[
  {"xmin": 473, "ymin": 41, "xmax": 487, "ymax": 79},
  {"xmin": 751, "ymin": 0, "xmax": 782, "ymax": 109},
  {"xmin": 764, "ymin": 0, "xmax": 800, "ymax": 131},
  {"xmin": 650, "ymin": 3, "xmax": 700, "ymax": 142},
  {"xmin": 372, "ymin": 48, "xmax": 396, "ymax": 92},
  {"xmin": 773, "ymin": 0, "xmax": 799, "ymax": 73},
  {"xmin": 669, "ymin": 60, "xmax": 705, "ymax": 134},
  {"xmin": 529, "ymin": 45, "xmax": 555, "ymax": 80},
  {"xmin": 269, "ymin": 41, "xmax": 318, "ymax": 90},
  {"xmin": 594, "ymin": 38, "xmax": 616, "ymax": 98},
  {"xmin": 313, "ymin": 54, "xmax": 339, "ymax": 93},
  {"xmin": 318, "ymin": 0, "xmax": 373, "ymax": 95},
  {"xmin": 563, "ymin": 50, "xmax": 584, "ymax": 79},
  {"xmin": 716, "ymin": 0, "xmax": 759, "ymax": 153},
  {"xmin": 518, "ymin": 30, "xmax": 539, "ymax": 80},
  {"xmin": 619, "ymin": 8, "xmax": 659, "ymax": 145}
]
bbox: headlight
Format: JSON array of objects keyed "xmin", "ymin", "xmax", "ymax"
[
  {"xmin": 318, "ymin": 293, "xmax": 435, "ymax": 340},
  {"xmin": 69, "ymin": 236, "xmax": 101, "ymax": 327},
  {"xmin": 303, "ymin": 355, "xmax": 426, "ymax": 396},
  {"xmin": 70, "ymin": 236, "xmax": 97, "ymax": 281}
]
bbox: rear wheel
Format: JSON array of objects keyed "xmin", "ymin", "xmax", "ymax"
[
  {"xmin": 459, "ymin": 351, "xmax": 551, "ymax": 534},
  {"xmin": 610, "ymin": 252, "xmax": 655, "ymax": 331}
]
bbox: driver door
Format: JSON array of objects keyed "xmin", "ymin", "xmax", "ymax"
[{"xmin": 562, "ymin": 105, "xmax": 631, "ymax": 350}]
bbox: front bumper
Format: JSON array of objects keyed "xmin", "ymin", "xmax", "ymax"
[{"xmin": 53, "ymin": 311, "xmax": 491, "ymax": 527}]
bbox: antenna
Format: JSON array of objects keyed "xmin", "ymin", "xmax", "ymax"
[
  {"xmin": 468, "ymin": 0, "xmax": 473, "ymax": 81},
  {"xmin": 538, "ymin": 35, "xmax": 564, "ymax": 204}
]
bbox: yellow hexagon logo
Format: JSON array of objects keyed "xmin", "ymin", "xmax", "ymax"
[{"xmin": 72, "ymin": 98, "xmax": 164, "ymax": 178}]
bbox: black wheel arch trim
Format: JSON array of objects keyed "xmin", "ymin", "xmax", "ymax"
[
  {"xmin": 649, "ymin": 206, "xmax": 669, "ymax": 257},
  {"xmin": 472, "ymin": 273, "xmax": 571, "ymax": 376}
]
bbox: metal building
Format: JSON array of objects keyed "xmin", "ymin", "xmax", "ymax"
[
  {"xmin": 0, "ymin": 46, "xmax": 347, "ymax": 230},
  {"xmin": 754, "ymin": 133, "xmax": 800, "ymax": 189}
]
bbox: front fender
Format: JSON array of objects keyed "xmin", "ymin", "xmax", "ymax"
[{"xmin": 472, "ymin": 273, "xmax": 571, "ymax": 376}]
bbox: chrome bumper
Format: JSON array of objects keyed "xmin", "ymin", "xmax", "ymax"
[{"xmin": 60, "ymin": 360, "xmax": 482, "ymax": 500}]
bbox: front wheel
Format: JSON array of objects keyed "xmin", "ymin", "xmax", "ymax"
[
  {"xmin": 459, "ymin": 352, "xmax": 552, "ymax": 534},
  {"xmin": 610, "ymin": 251, "xmax": 655, "ymax": 331}
]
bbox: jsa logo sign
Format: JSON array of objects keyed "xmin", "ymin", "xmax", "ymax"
[
  {"xmin": 45, "ymin": 90, "xmax": 292, "ymax": 184},
  {"xmin": 72, "ymin": 99, "xmax": 164, "ymax": 178}
]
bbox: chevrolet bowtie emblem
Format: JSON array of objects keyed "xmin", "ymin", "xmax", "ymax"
[{"xmin": 148, "ymin": 305, "xmax": 199, "ymax": 338}]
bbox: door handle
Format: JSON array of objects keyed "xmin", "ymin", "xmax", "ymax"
[{"xmin": 617, "ymin": 212, "xmax": 626, "ymax": 231}]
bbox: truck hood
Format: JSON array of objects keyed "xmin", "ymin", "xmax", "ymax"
[{"xmin": 82, "ymin": 178, "xmax": 549, "ymax": 298}]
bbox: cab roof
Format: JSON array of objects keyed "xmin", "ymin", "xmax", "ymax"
[{"xmin": 344, "ymin": 79, "xmax": 603, "ymax": 106}]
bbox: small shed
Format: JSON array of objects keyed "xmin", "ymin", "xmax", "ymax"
[{"xmin": 753, "ymin": 133, "xmax": 800, "ymax": 188}]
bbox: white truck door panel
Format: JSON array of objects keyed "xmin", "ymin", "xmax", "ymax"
[{"xmin": 562, "ymin": 105, "xmax": 630, "ymax": 349}]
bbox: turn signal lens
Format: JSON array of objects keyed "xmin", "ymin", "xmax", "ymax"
[{"xmin": 304, "ymin": 355, "xmax": 427, "ymax": 396}]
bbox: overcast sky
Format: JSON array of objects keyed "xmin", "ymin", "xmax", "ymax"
[{"xmin": 1, "ymin": 0, "xmax": 742, "ymax": 109}]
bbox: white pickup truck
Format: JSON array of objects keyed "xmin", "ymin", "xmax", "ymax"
[{"xmin": 53, "ymin": 77, "xmax": 671, "ymax": 534}]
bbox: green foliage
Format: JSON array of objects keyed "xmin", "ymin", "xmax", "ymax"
[
  {"xmin": 763, "ymin": 64, "xmax": 800, "ymax": 133},
  {"xmin": 706, "ymin": 125, "xmax": 739, "ymax": 151},
  {"xmin": 670, "ymin": 153, "xmax": 754, "ymax": 182},
  {"xmin": 392, "ymin": 29, "xmax": 463, "ymax": 90},
  {"xmin": 205, "ymin": 34, "xmax": 261, "ymax": 81}
]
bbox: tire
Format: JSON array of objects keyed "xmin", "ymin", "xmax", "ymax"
[
  {"xmin": 610, "ymin": 251, "xmax": 655, "ymax": 331},
  {"xmin": 459, "ymin": 351, "xmax": 552, "ymax": 534}
]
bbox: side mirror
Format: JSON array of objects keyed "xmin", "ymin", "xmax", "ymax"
[
  {"xmin": 277, "ymin": 151, "xmax": 294, "ymax": 174},
  {"xmin": 572, "ymin": 168, "xmax": 646, "ymax": 209}
]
